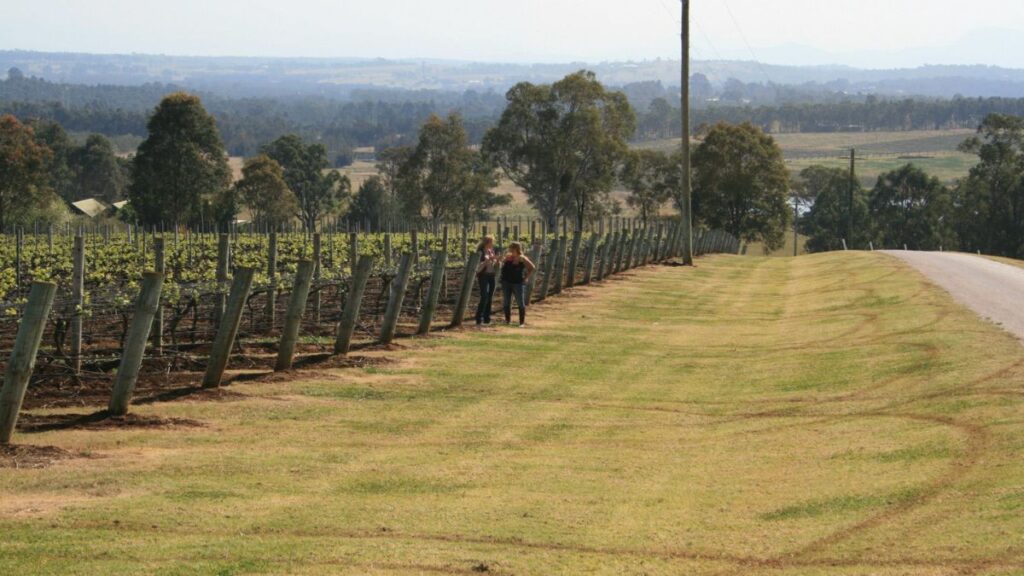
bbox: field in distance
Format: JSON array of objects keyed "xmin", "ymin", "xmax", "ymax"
[
  {"xmin": 336, "ymin": 129, "xmax": 980, "ymax": 224},
  {"xmin": 639, "ymin": 129, "xmax": 978, "ymax": 188}
]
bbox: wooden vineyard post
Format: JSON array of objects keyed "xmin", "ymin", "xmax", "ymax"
[
  {"xmin": 582, "ymin": 234, "xmax": 599, "ymax": 284},
  {"xmin": 614, "ymin": 231, "xmax": 629, "ymax": 273},
  {"xmin": 566, "ymin": 230, "xmax": 583, "ymax": 288},
  {"xmin": 70, "ymin": 235, "xmax": 85, "ymax": 375},
  {"xmin": 537, "ymin": 238, "xmax": 557, "ymax": 301},
  {"xmin": 312, "ymin": 233, "xmax": 322, "ymax": 325},
  {"xmin": 552, "ymin": 236, "xmax": 567, "ymax": 294},
  {"xmin": 383, "ymin": 233, "xmax": 393, "ymax": 269},
  {"xmin": 596, "ymin": 232, "xmax": 612, "ymax": 281},
  {"xmin": 275, "ymin": 260, "xmax": 315, "ymax": 371},
  {"xmin": 411, "ymin": 229, "xmax": 419, "ymax": 266},
  {"xmin": 15, "ymin": 228, "xmax": 23, "ymax": 294},
  {"xmin": 335, "ymin": 255, "xmax": 375, "ymax": 355},
  {"xmin": 202, "ymin": 268, "xmax": 255, "ymax": 388},
  {"xmin": 379, "ymin": 253, "xmax": 413, "ymax": 344},
  {"xmin": 622, "ymin": 231, "xmax": 634, "ymax": 270},
  {"xmin": 0, "ymin": 282, "xmax": 57, "ymax": 444},
  {"xmin": 526, "ymin": 242, "xmax": 543, "ymax": 302},
  {"xmin": 214, "ymin": 233, "xmax": 230, "ymax": 326},
  {"xmin": 108, "ymin": 272, "xmax": 165, "ymax": 416},
  {"xmin": 152, "ymin": 237, "xmax": 165, "ymax": 354},
  {"xmin": 266, "ymin": 232, "xmax": 278, "ymax": 327},
  {"xmin": 417, "ymin": 251, "xmax": 449, "ymax": 335},
  {"xmin": 349, "ymin": 232, "xmax": 359, "ymax": 274},
  {"xmin": 450, "ymin": 251, "xmax": 478, "ymax": 328}
]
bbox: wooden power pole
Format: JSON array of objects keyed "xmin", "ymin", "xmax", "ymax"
[
  {"xmin": 680, "ymin": 0, "xmax": 694, "ymax": 265},
  {"xmin": 848, "ymin": 148, "xmax": 856, "ymax": 248}
]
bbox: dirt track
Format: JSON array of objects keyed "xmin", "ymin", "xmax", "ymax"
[{"xmin": 885, "ymin": 251, "xmax": 1024, "ymax": 341}]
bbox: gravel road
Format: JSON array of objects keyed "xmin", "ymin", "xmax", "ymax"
[{"xmin": 885, "ymin": 251, "xmax": 1024, "ymax": 341}]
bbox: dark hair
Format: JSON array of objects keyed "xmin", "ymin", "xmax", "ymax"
[{"xmin": 507, "ymin": 241, "xmax": 524, "ymax": 256}]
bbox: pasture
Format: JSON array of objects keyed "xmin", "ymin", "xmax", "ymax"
[
  {"xmin": 2, "ymin": 252, "xmax": 1023, "ymax": 574},
  {"xmin": 337, "ymin": 129, "xmax": 981, "ymax": 223},
  {"xmin": 638, "ymin": 129, "xmax": 979, "ymax": 188}
]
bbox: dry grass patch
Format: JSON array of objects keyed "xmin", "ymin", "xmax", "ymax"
[{"xmin": 1, "ymin": 253, "xmax": 1023, "ymax": 574}]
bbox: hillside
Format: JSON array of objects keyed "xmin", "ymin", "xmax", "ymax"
[
  {"xmin": 3, "ymin": 253, "xmax": 1023, "ymax": 573},
  {"xmin": 4, "ymin": 50, "xmax": 1024, "ymax": 99}
]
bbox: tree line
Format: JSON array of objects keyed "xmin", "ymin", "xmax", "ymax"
[
  {"xmin": 798, "ymin": 114, "xmax": 1024, "ymax": 257},
  {"xmin": 10, "ymin": 67, "xmax": 1024, "ymax": 166},
  {"xmin": 5, "ymin": 68, "xmax": 1024, "ymax": 260}
]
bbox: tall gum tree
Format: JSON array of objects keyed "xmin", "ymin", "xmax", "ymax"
[
  {"xmin": 483, "ymin": 71, "xmax": 634, "ymax": 230},
  {"xmin": 129, "ymin": 93, "xmax": 231, "ymax": 228},
  {"xmin": 692, "ymin": 122, "xmax": 791, "ymax": 251}
]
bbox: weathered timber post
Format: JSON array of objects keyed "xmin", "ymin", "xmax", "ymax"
[
  {"xmin": 152, "ymin": 237, "xmax": 165, "ymax": 354},
  {"xmin": 214, "ymin": 233, "xmax": 230, "ymax": 326},
  {"xmin": 537, "ymin": 238, "xmax": 557, "ymax": 301},
  {"xmin": 552, "ymin": 236, "xmax": 567, "ymax": 294},
  {"xmin": 582, "ymin": 234, "xmax": 599, "ymax": 284},
  {"xmin": 416, "ymin": 251, "xmax": 448, "ymax": 335},
  {"xmin": 450, "ymin": 251, "xmax": 478, "ymax": 328},
  {"xmin": 108, "ymin": 272, "xmax": 165, "ymax": 416},
  {"xmin": 596, "ymin": 232, "xmax": 612, "ymax": 281},
  {"xmin": 70, "ymin": 235, "xmax": 85, "ymax": 374},
  {"xmin": 566, "ymin": 230, "xmax": 583, "ymax": 288},
  {"xmin": 311, "ymin": 233, "xmax": 322, "ymax": 325},
  {"xmin": 0, "ymin": 282, "xmax": 57, "ymax": 444},
  {"xmin": 335, "ymin": 255, "xmax": 375, "ymax": 355},
  {"xmin": 266, "ymin": 232, "xmax": 278, "ymax": 327},
  {"xmin": 349, "ymin": 232, "xmax": 359, "ymax": 274},
  {"xmin": 410, "ymin": 229, "xmax": 419, "ymax": 265},
  {"xmin": 526, "ymin": 242, "xmax": 543, "ymax": 302},
  {"xmin": 383, "ymin": 233, "xmax": 393, "ymax": 269},
  {"xmin": 379, "ymin": 252, "xmax": 413, "ymax": 344},
  {"xmin": 202, "ymin": 267, "xmax": 255, "ymax": 388},
  {"xmin": 15, "ymin": 228, "xmax": 23, "ymax": 293},
  {"xmin": 275, "ymin": 260, "xmax": 315, "ymax": 371}
]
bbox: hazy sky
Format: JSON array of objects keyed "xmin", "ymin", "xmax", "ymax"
[{"xmin": 3, "ymin": 0, "xmax": 1024, "ymax": 68}]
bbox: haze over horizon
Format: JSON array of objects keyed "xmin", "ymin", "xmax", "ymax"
[{"xmin": 2, "ymin": 0, "xmax": 1023, "ymax": 70}]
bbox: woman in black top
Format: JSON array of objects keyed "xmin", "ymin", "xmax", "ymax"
[
  {"xmin": 500, "ymin": 241, "xmax": 536, "ymax": 327},
  {"xmin": 475, "ymin": 235, "xmax": 498, "ymax": 325}
]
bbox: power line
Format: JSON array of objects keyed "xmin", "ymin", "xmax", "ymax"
[{"xmin": 718, "ymin": 0, "xmax": 774, "ymax": 86}]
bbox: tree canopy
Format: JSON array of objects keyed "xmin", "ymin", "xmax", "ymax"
[
  {"xmin": 129, "ymin": 92, "xmax": 231, "ymax": 227},
  {"xmin": 483, "ymin": 70, "xmax": 634, "ymax": 230},
  {"xmin": 954, "ymin": 114, "xmax": 1024, "ymax": 257},
  {"xmin": 234, "ymin": 154, "xmax": 296, "ymax": 229},
  {"xmin": 692, "ymin": 122, "xmax": 791, "ymax": 250},
  {"xmin": 797, "ymin": 165, "xmax": 870, "ymax": 252},
  {"xmin": 0, "ymin": 114, "xmax": 55, "ymax": 229},
  {"xmin": 263, "ymin": 134, "xmax": 348, "ymax": 230},
  {"xmin": 401, "ymin": 114, "xmax": 508, "ymax": 230},
  {"xmin": 621, "ymin": 149, "xmax": 673, "ymax": 224},
  {"xmin": 869, "ymin": 164, "xmax": 956, "ymax": 251}
]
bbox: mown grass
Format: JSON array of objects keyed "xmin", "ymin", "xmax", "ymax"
[{"xmin": 2, "ymin": 253, "xmax": 1024, "ymax": 574}]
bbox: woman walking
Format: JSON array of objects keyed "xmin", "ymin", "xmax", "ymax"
[
  {"xmin": 501, "ymin": 241, "xmax": 536, "ymax": 327},
  {"xmin": 475, "ymin": 235, "xmax": 499, "ymax": 325}
]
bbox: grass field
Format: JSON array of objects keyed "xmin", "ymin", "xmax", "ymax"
[
  {"xmin": 335, "ymin": 129, "xmax": 979, "ymax": 223},
  {"xmin": 3, "ymin": 253, "xmax": 1023, "ymax": 574},
  {"xmin": 638, "ymin": 129, "xmax": 979, "ymax": 188}
]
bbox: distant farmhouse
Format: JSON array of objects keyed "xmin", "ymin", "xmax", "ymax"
[{"xmin": 69, "ymin": 198, "xmax": 111, "ymax": 219}]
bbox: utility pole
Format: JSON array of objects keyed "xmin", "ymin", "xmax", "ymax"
[
  {"xmin": 680, "ymin": 0, "xmax": 694, "ymax": 265},
  {"xmin": 793, "ymin": 195, "xmax": 799, "ymax": 257},
  {"xmin": 848, "ymin": 147, "xmax": 856, "ymax": 249}
]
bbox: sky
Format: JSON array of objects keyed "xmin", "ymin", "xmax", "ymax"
[{"xmin": 2, "ymin": 0, "xmax": 1024, "ymax": 68}]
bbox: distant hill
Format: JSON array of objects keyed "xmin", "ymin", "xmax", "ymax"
[{"xmin": 3, "ymin": 50, "xmax": 1024, "ymax": 99}]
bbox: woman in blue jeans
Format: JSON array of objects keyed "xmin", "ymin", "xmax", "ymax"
[
  {"xmin": 475, "ymin": 235, "xmax": 499, "ymax": 325},
  {"xmin": 500, "ymin": 241, "xmax": 536, "ymax": 327}
]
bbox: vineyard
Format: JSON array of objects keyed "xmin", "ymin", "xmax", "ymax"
[{"xmin": 0, "ymin": 221, "xmax": 739, "ymax": 430}]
